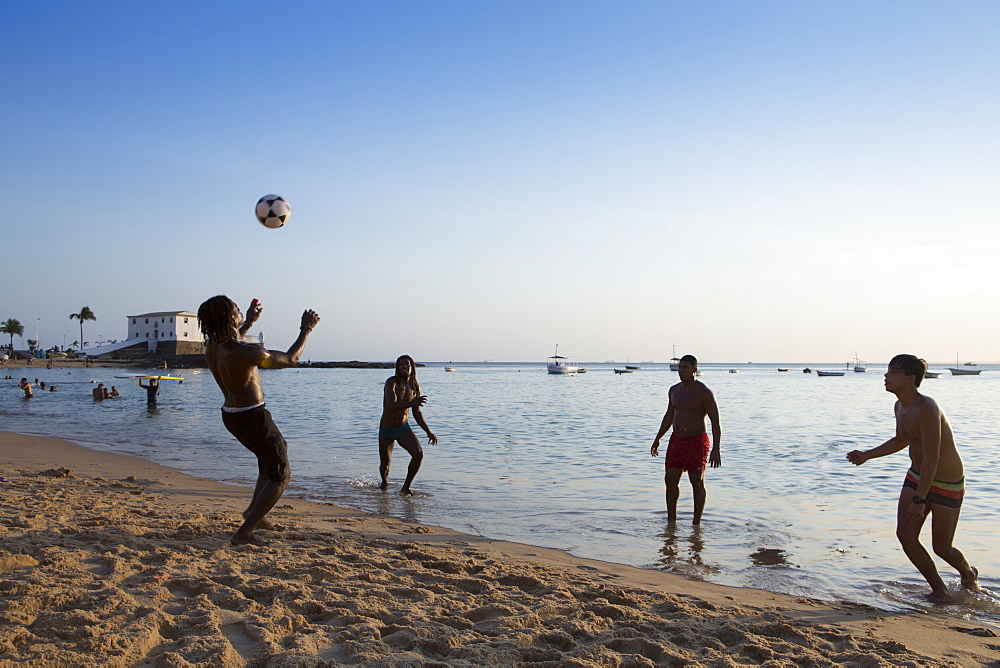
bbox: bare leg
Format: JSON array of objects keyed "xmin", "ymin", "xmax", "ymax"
[
  {"xmin": 378, "ymin": 437, "xmax": 393, "ymax": 490},
  {"xmin": 688, "ymin": 469, "xmax": 707, "ymax": 525},
  {"xmin": 232, "ymin": 471, "xmax": 288, "ymax": 546},
  {"xmin": 894, "ymin": 488, "xmax": 951, "ymax": 602},
  {"xmin": 664, "ymin": 468, "xmax": 682, "ymax": 523},
  {"xmin": 396, "ymin": 430, "xmax": 424, "ymax": 496},
  {"xmin": 928, "ymin": 503, "xmax": 979, "ymax": 591},
  {"xmin": 242, "ymin": 474, "xmax": 277, "ymax": 530}
]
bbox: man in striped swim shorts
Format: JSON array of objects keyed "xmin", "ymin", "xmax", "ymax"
[
  {"xmin": 650, "ymin": 354, "xmax": 721, "ymax": 525},
  {"xmin": 847, "ymin": 354, "xmax": 978, "ymax": 602}
]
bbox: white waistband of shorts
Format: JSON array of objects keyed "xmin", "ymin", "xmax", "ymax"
[{"xmin": 222, "ymin": 402, "xmax": 265, "ymax": 414}]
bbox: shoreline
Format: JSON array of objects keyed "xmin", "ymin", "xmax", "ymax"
[{"xmin": 2, "ymin": 432, "xmax": 997, "ymax": 665}]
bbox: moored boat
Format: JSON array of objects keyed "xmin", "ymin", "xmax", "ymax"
[{"xmin": 546, "ymin": 345, "xmax": 579, "ymax": 374}]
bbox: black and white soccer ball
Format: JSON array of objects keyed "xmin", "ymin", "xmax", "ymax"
[{"xmin": 255, "ymin": 194, "xmax": 291, "ymax": 229}]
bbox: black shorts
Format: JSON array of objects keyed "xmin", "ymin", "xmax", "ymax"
[{"xmin": 221, "ymin": 405, "xmax": 289, "ymax": 482}]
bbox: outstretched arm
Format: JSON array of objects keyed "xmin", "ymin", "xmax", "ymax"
[
  {"xmin": 260, "ymin": 310, "xmax": 320, "ymax": 369},
  {"xmin": 238, "ymin": 299, "xmax": 262, "ymax": 339},
  {"xmin": 847, "ymin": 436, "xmax": 908, "ymax": 465}
]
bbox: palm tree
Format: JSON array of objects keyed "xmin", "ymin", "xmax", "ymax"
[
  {"xmin": 1, "ymin": 318, "xmax": 24, "ymax": 348},
  {"xmin": 69, "ymin": 306, "xmax": 96, "ymax": 351}
]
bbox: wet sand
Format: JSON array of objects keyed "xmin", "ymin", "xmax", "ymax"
[{"xmin": 1, "ymin": 432, "xmax": 996, "ymax": 666}]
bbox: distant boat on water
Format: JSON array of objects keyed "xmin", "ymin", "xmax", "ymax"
[
  {"xmin": 625, "ymin": 358, "xmax": 641, "ymax": 370},
  {"xmin": 669, "ymin": 344, "xmax": 680, "ymax": 371},
  {"xmin": 546, "ymin": 345, "xmax": 578, "ymax": 375},
  {"xmin": 614, "ymin": 368, "xmax": 633, "ymax": 374},
  {"xmin": 924, "ymin": 371, "xmax": 942, "ymax": 378},
  {"xmin": 817, "ymin": 370, "xmax": 845, "ymax": 377},
  {"xmin": 778, "ymin": 368, "xmax": 790, "ymax": 372},
  {"xmin": 853, "ymin": 353, "xmax": 867, "ymax": 373},
  {"xmin": 949, "ymin": 354, "xmax": 982, "ymax": 375},
  {"xmin": 444, "ymin": 367, "xmax": 457, "ymax": 372}
]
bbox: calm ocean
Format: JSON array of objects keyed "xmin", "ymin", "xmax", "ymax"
[{"xmin": 3, "ymin": 361, "xmax": 998, "ymax": 626}]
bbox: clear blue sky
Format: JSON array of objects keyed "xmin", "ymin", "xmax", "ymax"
[{"xmin": 5, "ymin": 1, "xmax": 999, "ymax": 362}]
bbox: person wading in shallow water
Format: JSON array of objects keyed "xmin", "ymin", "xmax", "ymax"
[
  {"xmin": 847, "ymin": 353, "xmax": 978, "ymax": 602},
  {"xmin": 379, "ymin": 355, "xmax": 437, "ymax": 496},
  {"xmin": 650, "ymin": 354, "xmax": 721, "ymax": 524},
  {"xmin": 138, "ymin": 377, "xmax": 159, "ymax": 404},
  {"xmin": 198, "ymin": 295, "xmax": 320, "ymax": 546}
]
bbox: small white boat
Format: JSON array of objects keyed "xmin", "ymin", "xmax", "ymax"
[
  {"xmin": 950, "ymin": 354, "xmax": 982, "ymax": 375},
  {"xmin": 547, "ymin": 345, "xmax": 578, "ymax": 374},
  {"xmin": 924, "ymin": 371, "xmax": 942, "ymax": 379},
  {"xmin": 577, "ymin": 368, "xmax": 588, "ymax": 374},
  {"xmin": 728, "ymin": 369, "xmax": 739, "ymax": 373},
  {"xmin": 816, "ymin": 370, "xmax": 845, "ymax": 377},
  {"xmin": 669, "ymin": 344, "xmax": 680, "ymax": 371},
  {"xmin": 853, "ymin": 353, "xmax": 867, "ymax": 373},
  {"xmin": 444, "ymin": 367, "xmax": 457, "ymax": 372}
]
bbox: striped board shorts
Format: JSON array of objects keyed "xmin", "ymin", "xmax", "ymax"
[{"xmin": 903, "ymin": 467, "xmax": 965, "ymax": 508}]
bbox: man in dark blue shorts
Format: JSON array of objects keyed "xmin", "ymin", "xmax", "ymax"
[{"xmin": 199, "ymin": 295, "xmax": 320, "ymax": 546}]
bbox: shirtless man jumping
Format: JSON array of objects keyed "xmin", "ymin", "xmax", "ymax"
[
  {"xmin": 379, "ymin": 355, "xmax": 437, "ymax": 495},
  {"xmin": 198, "ymin": 295, "xmax": 320, "ymax": 546},
  {"xmin": 847, "ymin": 354, "xmax": 978, "ymax": 602},
  {"xmin": 650, "ymin": 354, "xmax": 721, "ymax": 524}
]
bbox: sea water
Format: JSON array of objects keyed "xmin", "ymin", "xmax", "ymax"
[{"xmin": 3, "ymin": 362, "xmax": 998, "ymax": 626}]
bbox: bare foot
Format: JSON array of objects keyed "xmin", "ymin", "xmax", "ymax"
[
  {"xmin": 962, "ymin": 566, "xmax": 980, "ymax": 591},
  {"xmin": 926, "ymin": 590, "xmax": 955, "ymax": 604},
  {"xmin": 380, "ymin": 480, "xmax": 389, "ymax": 491},
  {"xmin": 399, "ymin": 488, "xmax": 413, "ymax": 496},
  {"xmin": 231, "ymin": 533, "xmax": 269, "ymax": 546},
  {"xmin": 242, "ymin": 513, "xmax": 278, "ymax": 531}
]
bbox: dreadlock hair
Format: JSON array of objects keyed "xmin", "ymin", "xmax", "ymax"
[
  {"xmin": 395, "ymin": 354, "xmax": 420, "ymax": 398},
  {"xmin": 198, "ymin": 295, "xmax": 241, "ymax": 344}
]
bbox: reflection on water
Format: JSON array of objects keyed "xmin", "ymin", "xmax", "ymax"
[
  {"xmin": 749, "ymin": 547, "xmax": 792, "ymax": 567},
  {"xmin": 655, "ymin": 525, "xmax": 718, "ymax": 579},
  {"xmin": 2, "ymin": 361, "xmax": 999, "ymax": 627}
]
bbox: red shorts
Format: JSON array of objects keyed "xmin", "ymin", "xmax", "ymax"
[{"xmin": 665, "ymin": 433, "xmax": 711, "ymax": 473}]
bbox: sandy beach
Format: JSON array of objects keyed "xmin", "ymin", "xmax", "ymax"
[{"xmin": 1, "ymin": 432, "xmax": 997, "ymax": 666}]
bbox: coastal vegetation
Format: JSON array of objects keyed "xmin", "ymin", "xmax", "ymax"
[
  {"xmin": 1, "ymin": 318, "xmax": 24, "ymax": 348},
  {"xmin": 69, "ymin": 306, "xmax": 96, "ymax": 350}
]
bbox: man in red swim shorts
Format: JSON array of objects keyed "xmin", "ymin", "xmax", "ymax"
[{"xmin": 650, "ymin": 354, "xmax": 721, "ymax": 524}]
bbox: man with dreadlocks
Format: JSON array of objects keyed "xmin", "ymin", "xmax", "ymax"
[
  {"xmin": 198, "ymin": 295, "xmax": 320, "ymax": 545},
  {"xmin": 379, "ymin": 354, "xmax": 437, "ymax": 495}
]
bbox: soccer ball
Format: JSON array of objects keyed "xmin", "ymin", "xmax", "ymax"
[{"xmin": 255, "ymin": 194, "xmax": 291, "ymax": 228}]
